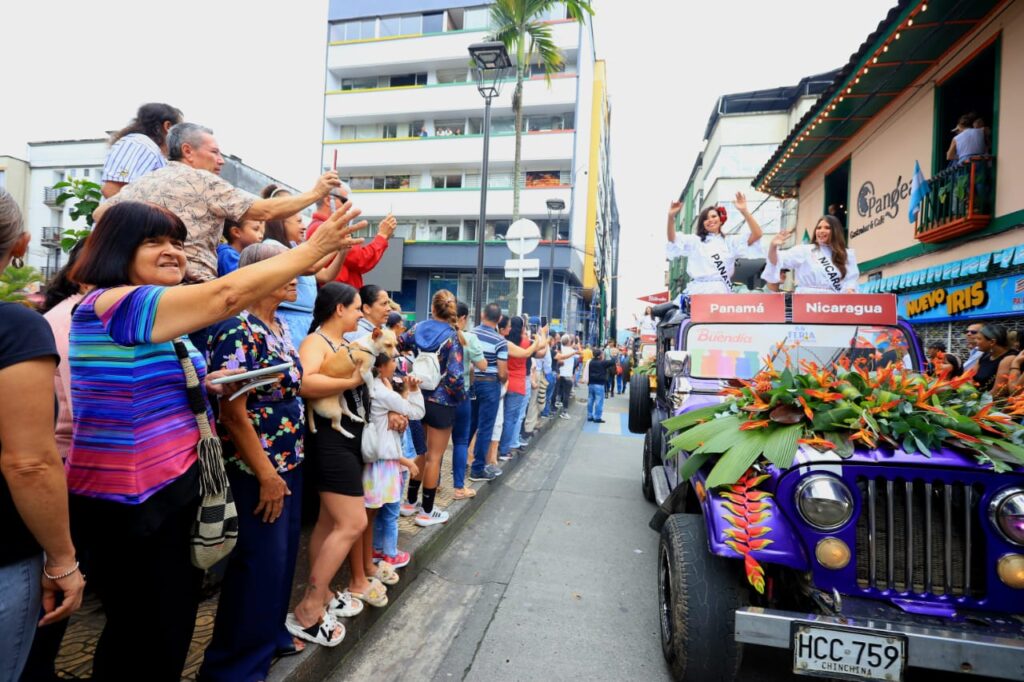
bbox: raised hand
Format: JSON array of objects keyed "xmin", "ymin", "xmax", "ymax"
[
  {"xmin": 313, "ymin": 170, "xmax": 342, "ymax": 198},
  {"xmin": 734, "ymin": 191, "xmax": 749, "ymax": 213},
  {"xmin": 771, "ymin": 229, "xmax": 795, "ymax": 247},
  {"xmin": 668, "ymin": 200, "xmax": 683, "ymax": 218},
  {"xmin": 378, "ymin": 214, "xmax": 397, "ymax": 239},
  {"xmin": 308, "ymin": 199, "xmax": 367, "ymax": 256}
]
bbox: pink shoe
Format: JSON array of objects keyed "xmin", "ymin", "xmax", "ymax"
[
  {"xmin": 372, "ymin": 549, "xmax": 386, "ymax": 562},
  {"xmin": 383, "ymin": 550, "xmax": 411, "ymax": 569}
]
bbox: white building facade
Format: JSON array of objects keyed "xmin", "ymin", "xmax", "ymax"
[{"xmin": 324, "ymin": 0, "xmax": 618, "ymax": 338}]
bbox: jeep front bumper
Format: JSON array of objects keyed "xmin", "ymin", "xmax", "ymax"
[{"xmin": 735, "ymin": 603, "xmax": 1024, "ymax": 679}]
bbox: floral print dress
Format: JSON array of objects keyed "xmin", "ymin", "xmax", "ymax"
[{"xmin": 205, "ymin": 311, "xmax": 304, "ymax": 474}]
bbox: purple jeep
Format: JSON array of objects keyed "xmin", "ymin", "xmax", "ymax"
[{"xmin": 632, "ymin": 297, "xmax": 1024, "ymax": 681}]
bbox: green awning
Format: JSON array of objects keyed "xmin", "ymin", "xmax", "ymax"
[{"xmin": 754, "ymin": 0, "xmax": 1006, "ymax": 196}]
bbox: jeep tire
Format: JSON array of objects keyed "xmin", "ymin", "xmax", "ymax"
[
  {"xmin": 628, "ymin": 374, "xmax": 651, "ymax": 433},
  {"xmin": 658, "ymin": 514, "xmax": 746, "ymax": 681}
]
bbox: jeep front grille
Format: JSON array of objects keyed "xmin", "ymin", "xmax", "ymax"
[{"xmin": 855, "ymin": 477, "xmax": 985, "ymax": 598}]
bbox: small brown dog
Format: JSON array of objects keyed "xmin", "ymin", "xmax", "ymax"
[{"xmin": 309, "ymin": 327, "xmax": 399, "ymax": 437}]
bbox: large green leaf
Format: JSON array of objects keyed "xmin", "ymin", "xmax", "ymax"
[
  {"xmin": 662, "ymin": 404, "xmax": 724, "ymax": 433},
  {"xmin": 694, "ymin": 426, "xmax": 747, "ymax": 455},
  {"xmin": 823, "ymin": 431, "xmax": 854, "ymax": 458},
  {"xmin": 763, "ymin": 423, "xmax": 802, "ymax": 469},
  {"xmin": 670, "ymin": 415, "xmax": 742, "ymax": 452},
  {"xmin": 678, "ymin": 450, "xmax": 714, "ymax": 481},
  {"xmin": 706, "ymin": 430, "xmax": 769, "ymax": 488},
  {"xmin": 812, "ymin": 406, "xmax": 858, "ymax": 431}
]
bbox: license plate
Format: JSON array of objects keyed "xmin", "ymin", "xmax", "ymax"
[{"xmin": 793, "ymin": 624, "xmax": 906, "ymax": 681}]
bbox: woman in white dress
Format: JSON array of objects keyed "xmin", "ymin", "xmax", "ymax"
[
  {"xmin": 763, "ymin": 215, "xmax": 859, "ymax": 294},
  {"xmin": 666, "ymin": 192, "xmax": 764, "ymax": 294}
]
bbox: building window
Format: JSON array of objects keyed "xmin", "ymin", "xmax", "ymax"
[
  {"xmin": 384, "ymin": 175, "xmax": 411, "ymax": 189},
  {"xmin": 526, "ymin": 170, "xmax": 563, "ymax": 188},
  {"xmin": 340, "ymin": 76, "xmax": 379, "ymax": 91},
  {"xmin": 382, "ymin": 124, "xmax": 398, "ymax": 139},
  {"xmin": 437, "ymin": 68, "xmax": 468, "ymax": 84},
  {"xmin": 463, "ymin": 7, "xmax": 492, "ymax": 30},
  {"xmin": 423, "ymin": 12, "xmax": 444, "ymax": 34},
  {"xmin": 400, "ymin": 14, "xmax": 422, "ymax": 35},
  {"xmin": 823, "ymin": 158, "xmax": 850, "ymax": 233},
  {"xmin": 331, "ymin": 19, "xmax": 375, "ymax": 42},
  {"xmin": 465, "ymin": 172, "xmax": 512, "ymax": 188},
  {"xmin": 388, "ymin": 73, "xmax": 427, "ymax": 87},
  {"xmin": 380, "ymin": 16, "xmax": 402, "ymax": 37},
  {"xmin": 434, "ymin": 118, "xmax": 466, "ymax": 136},
  {"xmin": 0, "ymin": 169, "xmax": 5, "ymax": 188},
  {"xmin": 432, "ymin": 174, "xmax": 463, "ymax": 189},
  {"xmin": 933, "ymin": 39, "xmax": 997, "ymax": 173}
]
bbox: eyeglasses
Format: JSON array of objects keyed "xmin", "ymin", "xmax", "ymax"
[{"xmin": 966, "ymin": 330, "xmax": 979, "ymax": 335}]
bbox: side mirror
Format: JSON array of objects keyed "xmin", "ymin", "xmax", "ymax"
[{"xmin": 664, "ymin": 350, "xmax": 689, "ymax": 377}]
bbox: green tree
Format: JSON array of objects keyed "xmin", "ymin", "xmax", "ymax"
[
  {"xmin": 0, "ymin": 264, "xmax": 43, "ymax": 303},
  {"xmin": 489, "ymin": 0, "xmax": 593, "ymax": 221},
  {"xmin": 53, "ymin": 178, "xmax": 102, "ymax": 252}
]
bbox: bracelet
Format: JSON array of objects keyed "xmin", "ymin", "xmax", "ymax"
[{"xmin": 43, "ymin": 561, "xmax": 80, "ymax": 581}]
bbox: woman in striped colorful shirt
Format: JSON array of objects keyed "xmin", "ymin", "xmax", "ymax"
[{"xmin": 66, "ymin": 199, "xmax": 365, "ymax": 681}]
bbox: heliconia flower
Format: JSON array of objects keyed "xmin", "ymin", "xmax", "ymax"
[
  {"xmin": 742, "ymin": 397, "xmax": 772, "ymax": 412},
  {"xmin": 740, "ymin": 419, "xmax": 770, "ymax": 430},
  {"xmin": 804, "ymin": 389, "xmax": 843, "ymax": 401},
  {"xmin": 949, "ymin": 369, "xmax": 977, "ymax": 389},
  {"xmin": 946, "ymin": 428, "xmax": 982, "ymax": 444},
  {"xmin": 869, "ymin": 399, "xmax": 901, "ymax": 414},
  {"xmin": 719, "ymin": 387, "xmax": 745, "ymax": 397},
  {"xmin": 797, "ymin": 396, "xmax": 814, "ymax": 421},
  {"xmin": 723, "ymin": 528, "xmax": 749, "ymax": 542},
  {"xmin": 914, "ymin": 400, "xmax": 946, "ymax": 415},
  {"xmin": 798, "ymin": 437, "xmax": 837, "ymax": 449},
  {"xmin": 747, "ymin": 538, "xmax": 774, "ymax": 551},
  {"xmin": 850, "ymin": 429, "xmax": 877, "ymax": 448}
]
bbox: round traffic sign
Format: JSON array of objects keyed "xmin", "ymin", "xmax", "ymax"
[{"xmin": 505, "ymin": 219, "xmax": 541, "ymax": 255}]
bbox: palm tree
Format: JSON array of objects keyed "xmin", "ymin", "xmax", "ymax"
[
  {"xmin": 490, "ymin": 0, "xmax": 594, "ymax": 221},
  {"xmin": 0, "ymin": 264, "xmax": 42, "ymax": 304}
]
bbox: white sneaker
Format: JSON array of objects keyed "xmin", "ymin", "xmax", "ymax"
[
  {"xmin": 559, "ymin": 413, "xmax": 571, "ymax": 420},
  {"xmin": 415, "ymin": 509, "xmax": 450, "ymax": 527},
  {"xmin": 400, "ymin": 503, "xmax": 420, "ymax": 517}
]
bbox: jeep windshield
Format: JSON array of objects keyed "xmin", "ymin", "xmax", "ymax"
[{"xmin": 684, "ymin": 323, "xmax": 917, "ymax": 380}]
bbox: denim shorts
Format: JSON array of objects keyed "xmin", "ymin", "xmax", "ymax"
[{"xmin": 0, "ymin": 553, "xmax": 44, "ymax": 681}]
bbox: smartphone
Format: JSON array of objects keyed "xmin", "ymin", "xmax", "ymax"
[{"xmin": 541, "ymin": 316, "xmax": 549, "ymax": 328}]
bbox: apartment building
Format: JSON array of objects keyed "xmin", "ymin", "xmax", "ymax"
[
  {"xmin": 323, "ymin": 0, "xmax": 618, "ymax": 339},
  {"xmin": 669, "ymin": 73, "xmax": 836, "ymax": 296},
  {"xmin": 8, "ymin": 139, "xmax": 296, "ymax": 280}
]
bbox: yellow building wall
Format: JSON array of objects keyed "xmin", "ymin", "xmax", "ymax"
[{"xmin": 583, "ymin": 60, "xmax": 606, "ymax": 291}]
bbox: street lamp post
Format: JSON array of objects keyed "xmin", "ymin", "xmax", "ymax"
[
  {"xmin": 468, "ymin": 41, "xmax": 513, "ymax": 323},
  {"xmin": 545, "ymin": 198, "xmax": 565, "ymax": 328}
]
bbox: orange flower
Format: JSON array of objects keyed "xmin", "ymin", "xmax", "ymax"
[
  {"xmin": 740, "ymin": 419, "xmax": 770, "ymax": 430},
  {"xmin": 946, "ymin": 428, "xmax": 982, "ymax": 444},
  {"xmin": 869, "ymin": 399, "xmax": 900, "ymax": 414},
  {"xmin": 798, "ymin": 437, "xmax": 837, "ymax": 450},
  {"xmin": 797, "ymin": 396, "xmax": 814, "ymax": 421},
  {"xmin": 804, "ymin": 389, "xmax": 843, "ymax": 401},
  {"xmin": 850, "ymin": 429, "xmax": 877, "ymax": 448}
]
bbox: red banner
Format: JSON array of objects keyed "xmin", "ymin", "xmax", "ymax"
[
  {"xmin": 638, "ymin": 291, "xmax": 670, "ymax": 304},
  {"xmin": 791, "ymin": 294, "xmax": 898, "ymax": 325},
  {"xmin": 689, "ymin": 294, "xmax": 786, "ymax": 323}
]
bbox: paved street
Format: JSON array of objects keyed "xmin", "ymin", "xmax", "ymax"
[{"xmin": 332, "ymin": 392, "xmax": 672, "ymax": 681}]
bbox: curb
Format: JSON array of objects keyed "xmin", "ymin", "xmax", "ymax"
[{"xmin": 268, "ymin": 414, "xmax": 559, "ymax": 682}]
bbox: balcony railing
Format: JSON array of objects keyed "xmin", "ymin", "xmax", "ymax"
[
  {"xmin": 914, "ymin": 155, "xmax": 995, "ymax": 243},
  {"xmin": 40, "ymin": 226, "xmax": 63, "ymax": 247},
  {"xmin": 43, "ymin": 186, "xmax": 63, "ymax": 207}
]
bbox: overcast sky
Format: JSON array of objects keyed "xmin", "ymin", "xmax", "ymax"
[{"xmin": 0, "ymin": 0, "xmax": 894, "ymax": 323}]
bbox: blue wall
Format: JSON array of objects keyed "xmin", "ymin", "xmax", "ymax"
[{"xmin": 329, "ymin": 0, "xmax": 488, "ymax": 21}]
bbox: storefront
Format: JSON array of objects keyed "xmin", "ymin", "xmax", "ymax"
[{"xmin": 752, "ymin": 0, "xmax": 1024, "ymax": 354}]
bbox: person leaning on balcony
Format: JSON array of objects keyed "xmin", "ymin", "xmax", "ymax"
[
  {"xmin": 946, "ymin": 113, "xmax": 988, "ymax": 165},
  {"xmin": 95, "ymin": 122, "xmax": 344, "ymax": 283},
  {"xmin": 763, "ymin": 215, "xmax": 859, "ymax": 294},
  {"xmin": 100, "ymin": 102, "xmax": 184, "ymax": 198},
  {"xmin": 0, "ymin": 190, "xmax": 85, "ymax": 682},
  {"xmin": 306, "ymin": 191, "xmax": 396, "ymax": 288},
  {"xmin": 665, "ymin": 191, "xmax": 764, "ymax": 294}
]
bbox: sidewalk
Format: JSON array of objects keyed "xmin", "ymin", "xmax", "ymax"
[{"xmin": 51, "ymin": 411, "xmax": 559, "ymax": 681}]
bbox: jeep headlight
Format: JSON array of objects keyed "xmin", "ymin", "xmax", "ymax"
[
  {"xmin": 796, "ymin": 474, "xmax": 854, "ymax": 530},
  {"xmin": 990, "ymin": 487, "xmax": 1024, "ymax": 546}
]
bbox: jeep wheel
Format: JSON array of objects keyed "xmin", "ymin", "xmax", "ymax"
[
  {"xmin": 628, "ymin": 374, "xmax": 651, "ymax": 433},
  {"xmin": 659, "ymin": 514, "xmax": 746, "ymax": 681}
]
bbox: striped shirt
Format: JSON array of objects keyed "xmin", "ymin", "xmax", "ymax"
[
  {"xmin": 101, "ymin": 133, "xmax": 166, "ymax": 184},
  {"xmin": 472, "ymin": 323, "xmax": 508, "ymax": 376},
  {"xmin": 67, "ymin": 286, "xmax": 213, "ymax": 504}
]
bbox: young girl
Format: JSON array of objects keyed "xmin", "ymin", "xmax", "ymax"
[
  {"xmin": 763, "ymin": 215, "xmax": 859, "ymax": 293},
  {"xmin": 666, "ymin": 191, "xmax": 764, "ymax": 294},
  {"xmin": 361, "ymin": 354, "xmax": 423, "ymax": 582}
]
